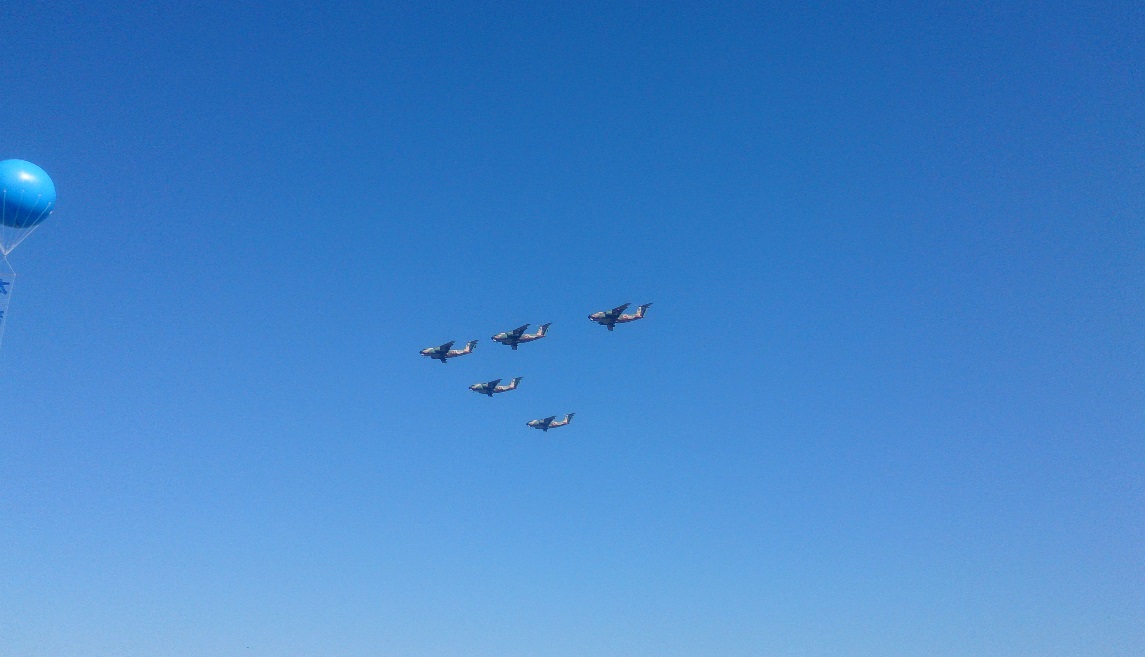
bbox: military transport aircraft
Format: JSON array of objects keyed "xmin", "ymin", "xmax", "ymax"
[
  {"xmin": 419, "ymin": 340, "xmax": 478, "ymax": 363},
  {"xmin": 469, "ymin": 377, "xmax": 522, "ymax": 397},
  {"xmin": 588, "ymin": 303, "xmax": 652, "ymax": 330},
  {"xmin": 491, "ymin": 323, "xmax": 551, "ymax": 350},
  {"xmin": 526, "ymin": 413, "xmax": 575, "ymax": 431}
]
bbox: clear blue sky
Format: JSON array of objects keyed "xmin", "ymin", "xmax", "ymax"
[{"xmin": 2, "ymin": 2, "xmax": 1142, "ymax": 655}]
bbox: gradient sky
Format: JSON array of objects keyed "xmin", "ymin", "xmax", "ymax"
[{"xmin": 2, "ymin": 2, "xmax": 1142, "ymax": 656}]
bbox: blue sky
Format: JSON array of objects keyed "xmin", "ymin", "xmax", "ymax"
[{"xmin": 2, "ymin": 2, "xmax": 1142, "ymax": 655}]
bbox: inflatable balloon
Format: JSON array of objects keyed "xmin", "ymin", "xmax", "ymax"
[
  {"xmin": 0, "ymin": 159, "xmax": 57, "ymax": 255},
  {"xmin": 0, "ymin": 159, "xmax": 56, "ymax": 350}
]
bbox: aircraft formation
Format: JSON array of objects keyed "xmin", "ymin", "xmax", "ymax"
[{"xmin": 420, "ymin": 302, "xmax": 652, "ymax": 433}]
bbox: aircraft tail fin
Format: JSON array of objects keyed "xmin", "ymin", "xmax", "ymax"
[
  {"xmin": 466, "ymin": 340, "xmax": 478, "ymax": 351},
  {"xmin": 564, "ymin": 413, "xmax": 575, "ymax": 423},
  {"xmin": 509, "ymin": 377, "xmax": 522, "ymax": 389},
  {"xmin": 637, "ymin": 303, "xmax": 652, "ymax": 317},
  {"xmin": 538, "ymin": 322, "xmax": 552, "ymax": 336}
]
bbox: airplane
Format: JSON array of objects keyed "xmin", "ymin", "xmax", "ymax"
[
  {"xmin": 469, "ymin": 377, "xmax": 522, "ymax": 397},
  {"xmin": 492, "ymin": 323, "xmax": 551, "ymax": 350},
  {"xmin": 419, "ymin": 339, "xmax": 478, "ymax": 363},
  {"xmin": 526, "ymin": 413, "xmax": 575, "ymax": 432},
  {"xmin": 588, "ymin": 302, "xmax": 652, "ymax": 330}
]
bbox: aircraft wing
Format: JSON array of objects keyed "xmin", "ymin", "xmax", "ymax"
[
  {"xmin": 487, "ymin": 379, "xmax": 502, "ymax": 388},
  {"xmin": 510, "ymin": 324, "xmax": 529, "ymax": 337},
  {"xmin": 610, "ymin": 303, "xmax": 630, "ymax": 316},
  {"xmin": 436, "ymin": 341, "xmax": 456, "ymax": 353}
]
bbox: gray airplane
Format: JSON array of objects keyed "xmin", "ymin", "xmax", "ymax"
[
  {"xmin": 469, "ymin": 377, "xmax": 522, "ymax": 397},
  {"xmin": 588, "ymin": 302, "xmax": 652, "ymax": 330},
  {"xmin": 492, "ymin": 323, "xmax": 551, "ymax": 350},
  {"xmin": 419, "ymin": 339, "xmax": 478, "ymax": 364},
  {"xmin": 526, "ymin": 413, "xmax": 575, "ymax": 432}
]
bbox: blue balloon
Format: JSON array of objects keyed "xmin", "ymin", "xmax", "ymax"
[{"xmin": 0, "ymin": 160, "xmax": 56, "ymax": 229}]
